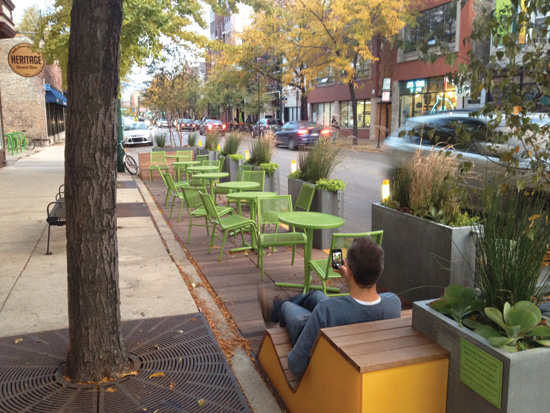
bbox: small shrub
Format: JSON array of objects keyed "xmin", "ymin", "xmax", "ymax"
[
  {"xmin": 316, "ymin": 178, "xmax": 346, "ymax": 192},
  {"xmin": 153, "ymin": 132, "xmax": 166, "ymax": 148},
  {"xmin": 298, "ymin": 139, "xmax": 342, "ymax": 184},
  {"xmin": 222, "ymin": 132, "xmax": 243, "ymax": 156},
  {"xmin": 249, "ymin": 133, "xmax": 275, "ymax": 165},
  {"xmin": 205, "ymin": 132, "xmax": 221, "ymax": 151},
  {"xmin": 289, "ymin": 170, "xmax": 302, "ymax": 179},
  {"xmin": 227, "ymin": 153, "xmax": 244, "ymax": 161},
  {"xmin": 259, "ymin": 162, "xmax": 279, "ymax": 176},
  {"xmin": 187, "ymin": 133, "xmax": 198, "ymax": 147}
]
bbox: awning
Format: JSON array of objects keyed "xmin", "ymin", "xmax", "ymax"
[{"xmin": 45, "ymin": 89, "xmax": 67, "ymax": 106}]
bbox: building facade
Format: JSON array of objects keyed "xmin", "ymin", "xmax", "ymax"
[{"xmin": 0, "ymin": 0, "xmax": 15, "ymax": 167}]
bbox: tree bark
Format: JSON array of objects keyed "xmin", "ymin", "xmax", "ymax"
[
  {"xmin": 348, "ymin": 79, "xmax": 358, "ymax": 138},
  {"xmin": 64, "ymin": 0, "xmax": 129, "ymax": 383}
]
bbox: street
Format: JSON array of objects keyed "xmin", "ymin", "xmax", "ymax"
[{"xmin": 125, "ymin": 126, "xmax": 391, "ymax": 232}]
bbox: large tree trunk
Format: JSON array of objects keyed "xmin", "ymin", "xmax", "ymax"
[
  {"xmin": 348, "ymin": 79, "xmax": 358, "ymax": 138},
  {"xmin": 64, "ymin": 0, "xmax": 128, "ymax": 383}
]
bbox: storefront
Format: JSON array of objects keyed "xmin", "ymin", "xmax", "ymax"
[
  {"xmin": 398, "ymin": 76, "xmax": 457, "ymax": 126},
  {"xmin": 312, "ymin": 100, "xmax": 371, "ymax": 129}
]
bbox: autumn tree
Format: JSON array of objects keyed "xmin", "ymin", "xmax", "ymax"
[
  {"xmin": 64, "ymin": 0, "xmax": 128, "ymax": 382},
  {"xmin": 15, "ymin": 6, "xmax": 43, "ymax": 36}
]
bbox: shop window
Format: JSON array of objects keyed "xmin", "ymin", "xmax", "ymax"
[
  {"xmin": 403, "ymin": 2, "xmax": 457, "ymax": 52},
  {"xmin": 340, "ymin": 101, "xmax": 371, "ymax": 128}
]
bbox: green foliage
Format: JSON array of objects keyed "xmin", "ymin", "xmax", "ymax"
[
  {"xmin": 204, "ymin": 132, "xmax": 221, "ymax": 151},
  {"xmin": 249, "ymin": 135, "xmax": 275, "ymax": 165},
  {"xmin": 227, "ymin": 153, "xmax": 243, "ymax": 161},
  {"xmin": 258, "ymin": 162, "xmax": 279, "ymax": 176},
  {"xmin": 315, "ymin": 179, "xmax": 346, "ymax": 192},
  {"xmin": 153, "ymin": 132, "xmax": 166, "ymax": 148},
  {"xmin": 288, "ymin": 170, "xmax": 302, "ymax": 179},
  {"xmin": 222, "ymin": 132, "xmax": 243, "ymax": 156},
  {"xmin": 429, "ymin": 285, "xmax": 484, "ymax": 326},
  {"xmin": 297, "ymin": 139, "xmax": 342, "ymax": 184},
  {"xmin": 187, "ymin": 133, "xmax": 198, "ymax": 147},
  {"xmin": 474, "ymin": 187, "xmax": 550, "ymax": 312},
  {"xmin": 472, "ymin": 301, "xmax": 550, "ymax": 352}
]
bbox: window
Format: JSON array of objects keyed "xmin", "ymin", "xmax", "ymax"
[
  {"xmin": 311, "ymin": 102, "xmax": 332, "ymax": 126},
  {"xmin": 340, "ymin": 100, "xmax": 371, "ymax": 128},
  {"xmin": 314, "ymin": 68, "xmax": 334, "ymax": 86},
  {"xmin": 355, "ymin": 57, "xmax": 372, "ymax": 80},
  {"xmin": 403, "ymin": 2, "xmax": 457, "ymax": 52}
]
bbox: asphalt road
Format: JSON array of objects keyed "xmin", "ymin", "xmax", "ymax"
[{"xmin": 126, "ymin": 126, "xmax": 391, "ymax": 232}]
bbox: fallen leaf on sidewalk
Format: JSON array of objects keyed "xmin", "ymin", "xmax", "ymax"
[
  {"xmin": 170, "ymin": 382, "xmax": 176, "ymax": 390},
  {"xmin": 14, "ymin": 338, "xmax": 23, "ymax": 344},
  {"xmin": 197, "ymin": 399, "xmax": 205, "ymax": 408},
  {"xmin": 121, "ymin": 371, "xmax": 138, "ymax": 378},
  {"xmin": 149, "ymin": 372, "xmax": 165, "ymax": 379},
  {"xmin": 105, "ymin": 387, "xmax": 116, "ymax": 393}
]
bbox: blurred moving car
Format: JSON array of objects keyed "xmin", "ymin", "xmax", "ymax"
[
  {"xmin": 252, "ymin": 118, "xmax": 283, "ymax": 138},
  {"xmin": 178, "ymin": 118, "xmax": 196, "ymax": 131},
  {"xmin": 199, "ymin": 119, "xmax": 227, "ymax": 135},
  {"xmin": 192, "ymin": 120, "xmax": 202, "ymax": 131},
  {"xmin": 274, "ymin": 121, "xmax": 331, "ymax": 150},
  {"xmin": 157, "ymin": 118, "xmax": 169, "ymax": 128},
  {"xmin": 123, "ymin": 122, "xmax": 154, "ymax": 146}
]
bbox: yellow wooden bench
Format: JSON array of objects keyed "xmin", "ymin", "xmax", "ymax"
[{"xmin": 258, "ymin": 314, "xmax": 449, "ymax": 413}]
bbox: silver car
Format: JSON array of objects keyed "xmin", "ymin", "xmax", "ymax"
[{"xmin": 122, "ymin": 122, "xmax": 153, "ymax": 146}]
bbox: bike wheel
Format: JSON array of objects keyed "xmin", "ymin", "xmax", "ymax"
[{"xmin": 124, "ymin": 155, "xmax": 139, "ymax": 175}]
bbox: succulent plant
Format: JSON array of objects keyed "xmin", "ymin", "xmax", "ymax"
[{"xmin": 429, "ymin": 284, "xmax": 484, "ymax": 326}]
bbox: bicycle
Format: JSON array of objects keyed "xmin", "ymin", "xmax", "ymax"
[{"xmin": 117, "ymin": 141, "xmax": 139, "ymax": 175}]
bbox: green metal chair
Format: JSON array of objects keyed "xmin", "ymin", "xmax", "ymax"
[
  {"xmin": 241, "ymin": 170, "xmax": 265, "ymax": 191},
  {"xmin": 199, "ymin": 191, "xmax": 257, "ymax": 262},
  {"xmin": 256, "ymin": 195, "xmax": 307, "ymax": 280},
  {"xmin": 308, "ymin": 231, "xmax": 383, "ymax": 295},
  {"xmin": 174, "ymin": 150, "xmax": 193, "ymax": 181},
  {"xmin": 149, "ymin": 152, "xmax": 169, "ymax": 182},
  {"xmin": 196, "ymin": 154, "xmax": 209, "ymax": 164},
  {"xmin": 217, "ymin": 156, "xmax": 226, "ymax": 172},
  {"xmin": 158, "ymin": 166, "xmax": 188, "ymax": 206},
  {"xmin": 295, "ymin": 183, "xmax": 316, "ymax": 211},
  {"xmin": 162, "ymin": 172, "xmax": 191, "ymax": 221},
  {"xmin": 214, "ymin": 164, "xmax": 253, "ymax": 201},
  {"xmin": 180, "ymin": 186, "xmax": 233, "ymax": 242}
]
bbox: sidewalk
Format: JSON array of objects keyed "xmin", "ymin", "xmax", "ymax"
[{"xmin": 0, "ymin": 144, "xmax": 281, "ymax": 412}]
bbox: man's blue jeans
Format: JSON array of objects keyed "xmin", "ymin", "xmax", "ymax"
[{"xmin": 280, "ymin": 291, "xmax": 328, "ymax": 346}]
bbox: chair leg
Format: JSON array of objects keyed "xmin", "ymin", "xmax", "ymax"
[
  {"xmin": 204, "ymin": 217, "xmax": 210, "ymax": 235},
  {"xmin": 259, "ymin": 248, "xmax": 265, "ymax": 281},
  {"xmin": 150, "ymin": 169, "xmax": 153, "ymax": 182},
  {"xmin": 169, "ymin": 197, "xmax": 176, "ymax": 218},
  {"xmin": 164, "ymin": 192, "xmax": 170, "ymax": 207},
  {"xmin": 177, "ymin": 200, "xmax": 184, "ymax": 222},
  {"xmin": 208, "ymin": 225, "xmax": 217, "ymax": 254},
  {"xmin": 291, "ymin": 245, "xmax": 296, "ymax": 265},
  {"xmin": 187, "ymin": 216, "xmax": 193, "ymax": 243},
  {"xmin": 219, "ymin": 232, "xmax": 228, "ymax": 262}
]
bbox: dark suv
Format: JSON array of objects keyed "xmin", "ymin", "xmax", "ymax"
[{"xmin": 252, "ymin": 119, "xmax": 283, "ymax": 138}]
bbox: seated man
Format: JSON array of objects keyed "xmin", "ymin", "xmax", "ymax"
[{"xmin": 259, "ymin": 237, "xmax": 401, "ymax": 378}]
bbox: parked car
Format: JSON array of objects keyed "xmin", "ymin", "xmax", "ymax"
[
  {"xmin": 157, "ymin": 118, "xmax": 170, "ymax": 128},
  {"xmin": 199, "ymin": 119, "xmax": 227, "ymax": 135},
  {"xmin": 274, "ymin": 121, "xmax": 331, "ymax": 150},
  {"xmin": 252, "ymin": 118, "xmax": 283, "ymax": 138},
  {"xmin": 192, "ymin": 120, "xmax": 202, "ymax": 131},
  {"xmin": 178, "ymin": 118, "xmax": 196, "ymax": 131},
  {"xmin": 122, "ymin": 122, "xmax": 153, "ymax": 146}
]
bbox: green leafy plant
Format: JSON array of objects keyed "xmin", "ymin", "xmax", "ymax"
[
  {"xmin": 429, "ymin": 285, "xmax": 484, "ymax": 326},
  {"xmin": 153, "ymin": 132, "xmax": 166, "ymax": 148},
  {"xmin": 227, "ymin": 153, "xmax": 243, "ymax": 161},
  {"xmin": 222, "ymin": 132, "xmax": 243, "ymax": 156},
  {"xmin": 205, "ymin": 132, "xmax": 221, "ymax": 151},
  {"xmin": 471, "ymin": 301, "xmax": 550, "ymax": 352},
  {"xmin": 316, "ymin": 178, "xmax": 346, "ymax": 192},
  {"xmin": 297, "ymin": 139, "xmax": 342, "ymax": 184},
  {"xmin": 289, "ymin": 170, "xmax": 301, "ymax": 179},
  {"xmin": 187, "ymin": 132, "xmax": 198, "ymax": 147},
  {"xmin": 259, "ymin": 162, "xmax": 279, "ymax": 176},
  {"xmin": 249, "ymin": 133, "xmax": 275, "ymax": 165}
]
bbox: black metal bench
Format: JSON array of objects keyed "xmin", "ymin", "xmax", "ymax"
[{"xmin": 46, "ymin": 185, "xmax": 66, "ymax": 255}]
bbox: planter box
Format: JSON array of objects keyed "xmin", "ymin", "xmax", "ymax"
[
  {"xmin": 152, "ymin": 147, "xmax": 191, "ymax": 152},
  {"xmin": 222, "ymin": 158, "xmax": 243, "ymax": 182},
  {"xmin": 371, "ymin": 203, "xmax": 476, "ymax": 303},
  {"xmin": 288, "ymin": 177, "xmax": 344, "ymax": 249},
  {"xmin": 413, "ymin": 300, "xmax": 550, "ymax": 412},
  {"xmin": 252, "ymin": 165, "xmax": 280, "ymax": 193}
]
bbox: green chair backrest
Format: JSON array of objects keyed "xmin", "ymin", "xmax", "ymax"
[
  {"xmin": 176, "ymin": 150, "xmax": 193, "ymax": 161},
  {"xmin": 242, "ymin": 170, "xmax": 265, "ymax": 191},
  {"xmin": 236, "ymin": 165, "xmax": 253, "ymax": 181},
  {"xmin": 181, "ymin": 186, "xmax": 205, "ymax": 210},
  {"xmin": 162, "ymin": 172, "xmax": 179, "ymax": 194},
  {"xmin": 198, "ymin": 191, "xmax": 221, "ymax": 222},
  {"xmin": 203, "ymin": 160, "xmax": 220, "ymax": 168},
  {"xmin": 218, "ymin": 156, "xmax": 226, "ymax": 172},
  {"xmin": 150, "ymin": 151, "xmax": 167, "ymax": 165},
  {"xmin": 196, "ymin": 154, "xmax": 209, "ymax": 164},
  {"xmin": 158, "ymin": 166, "xmax": 169, "ymax": 188},
  {"xmin": 258, "ymin": 195, "xmax": 293, "ymax": 227},
  {"xmin": 327, "ymin": 231, "xmax": 384, "ymax": 271},
  {"xmin": 295, "ymin": 183, "xmax": 316, "ymax": 212}
]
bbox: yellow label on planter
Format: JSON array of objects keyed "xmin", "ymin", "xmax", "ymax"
[{"xmin": 460, "ymin": 338, "xmax": 503, "ymax": 408}]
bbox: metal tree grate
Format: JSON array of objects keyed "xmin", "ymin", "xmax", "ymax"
[{"xmin": 0, "ymin": 313, "xmax": 250, "ymax": 412}]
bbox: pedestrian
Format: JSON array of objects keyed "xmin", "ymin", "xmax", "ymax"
[{"xmin": 331, "ymin": 115, "xmax": 339, "ymax": 144}]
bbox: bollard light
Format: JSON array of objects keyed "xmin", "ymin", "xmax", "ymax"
[
  {"xmin": 291, "ymin": 159, "xmax": 297, "ymax": 173},
  {"xmin": 217, "ymin": 144, "xmax": 221, "ymax": 152},
  {"xmin": 382, "ymin": 179, "xmax": 390, "ymax": 202},
  {"xmin": 198, "ymin": 139, "xmax": 202, "ymax": 147},
  {"xmin": 245, "ymin": 150, "xmax": 250, "ymax": 161}
]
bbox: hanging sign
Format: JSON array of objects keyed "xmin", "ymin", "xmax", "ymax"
[
  {"xmin": 8, "ymin": 43, "xmax": 45, "ymax": 77},
  {"xmin": 406, "ymin": 79, "xmax": 426, "ymax": 94}
]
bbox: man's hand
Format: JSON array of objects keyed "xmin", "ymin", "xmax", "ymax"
[{"xmin": 333, "ymin": 264, "xmax": 349, "ymax": 283}]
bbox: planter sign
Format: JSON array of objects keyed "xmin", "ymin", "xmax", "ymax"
[
  {"xmin": 460, "ymin": 338, "xmax": 503, "ymax": 408},
  {"xmin": 8, "ymin": 43, "xmax": 44, "ymax": 77}
]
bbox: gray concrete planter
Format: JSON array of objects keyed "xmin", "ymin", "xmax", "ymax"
[
  {"xmin": 371, "ymin": 203, "xmax": 476, "ymax": 303},
  {"xmin": 413, "ymin": 300, "xmax": 550, "ymax": 412},
  {"xmin": 288, "ymin": 177, "xmax": 344, "ymax": 249},
  {"xmin": 252, "ymin": 165, "xmax": 280, "ymax": 193},
  {"xmin": 221, "ymin": 157, "xmax": 242, "ymax": 182}
]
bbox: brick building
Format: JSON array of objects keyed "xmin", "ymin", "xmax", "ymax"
[{"xmin": 0, "ymin": 0, "xmax": 15, "ymax": 167}]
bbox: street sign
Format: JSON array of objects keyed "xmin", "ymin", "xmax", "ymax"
[
  {"xmin": 382, "ymin": 91, "xmax": 391, "ymax": 102},
  {"xmin": 44, "ymin": 84, "xmax": 50, "ymax": 91},
  {"xmin": 8, "ymin": 43, "xmax": 45, "ymax": 77},
  {"xmin": 382, "ymin": 78, "xmax": 392, "ymax": 91}
]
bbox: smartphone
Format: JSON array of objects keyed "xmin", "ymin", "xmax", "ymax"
[{"xmin": 331, "ymin": 249, "xmax": 343, "ymax": 270}]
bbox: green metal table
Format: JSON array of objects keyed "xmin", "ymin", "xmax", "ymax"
[
  {"xmin": 276, "ymin": 211, "xmax": 345, "ymax": 293},
  {"xmin": 172, "ymin": 160, "xmax": 200, "ymax": 181},
  {"xmin": 192, "ymin": 172, "xmax": 229, "ymax": 197},
  {"xmin": 216, "ymin": 181, "xmax": 261, "ymax": 192}
]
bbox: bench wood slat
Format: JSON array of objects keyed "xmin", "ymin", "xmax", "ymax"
[
  {"xmin": 322, "ymin": 316, "xmax": 411, "ymax": 340},
  {"xmin": 330, "ymin": 325, "xmax": 420, "ymax": 347},
  {"xmin": 340, "ymin": 333, "xmax": 434, "ymax": 358}
]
